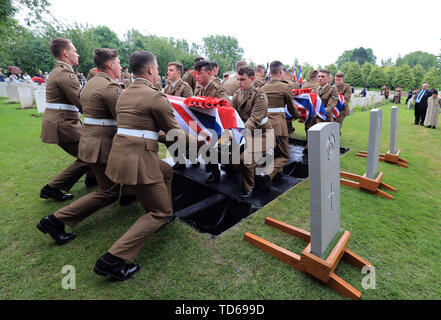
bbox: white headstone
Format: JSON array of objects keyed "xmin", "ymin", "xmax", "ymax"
[
  {"xmin": 34, "ymin": 90, "xmax": 46, "ymax": 113},
  {"xmin": 389, "ymin": 106, "xmax": 398, "ymax": 154},
  {"xmin": 18, "ymin": 84, "xmax": 34, "ymax": 109},
  {"xmin": 0, "ymin": 82, "xmax": 7, "ymax": 98},
  {"xmin": 366, "ymin": 109, "xmax": 383, "ymax": 179},
  {"xmin": 308, "ymin": 122, "xmax": 341, "ymax": 257},
  {"xmin": 6, "ymin": 82, "xmax": 19, "ymax": 102}
]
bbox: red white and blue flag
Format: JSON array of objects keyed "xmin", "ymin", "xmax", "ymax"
[
  {"xmin": 167, "ymin": 95, "xmax": 245, "ymax": 145},
  {"xmin": 286, "ymin": 92, "xmax": 327, "ymax": 123},
  {"xmin": 333, "ymin": 92, "xmax": 346, "ymax": 119},
  {"xmin": 291, "ymin": 65, "xmax": 296, "ymax": 81},
  {"xmin": 297, "ymin": 66, "xmax": 303, "ymax": 84}
]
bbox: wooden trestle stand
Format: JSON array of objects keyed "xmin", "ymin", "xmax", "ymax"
[
  {"xmin": 340, "ymin": 171, "xmax": 397, "ymax": 200},
  {"xmin": 356, "ymin": 150, "xmax": 410, "ymax": 168},
  {"xmin": 244, "ymin": 217, "xmax": 371, "ymax": 300}
]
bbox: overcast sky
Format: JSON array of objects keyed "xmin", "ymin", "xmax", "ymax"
[{"xmin": 45, "ymin": 0, "xmax": 441, "ymax": 67}]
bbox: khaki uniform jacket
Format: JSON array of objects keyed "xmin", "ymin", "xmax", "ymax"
[
  {"xmin": 319, "ymin": 83, "xmax": 338, "ymax": 120},
  {"xmin": 194, "ymin": 80, "xmax": 227, "ymax": 98},
  {"xmin": 78, "ymin": 72, "xmax": 122, "ymax": 164},
  {"xmin": 337, "ymin": 82, "xmax": 352, "ymax": 117},
  {"xmin": 395, "ymin": 87, "xmax": 402, "ymax": 98},
  {"xmin": 182, "ymin": 70, "xmax": 197, "ymax": 91},
  {"xmin": 232, "ymin": 87, "xmax": 273, "ymax": 152},
  {"xmin": 106, "ymin": 78, "xmax": 185, "ymax": 185},
  {"xmin": 222, "ymin": 76, "xmax": 239, "ymax": 97},
  {"xmin": 163, "ymin": 79, "xmax": 193, "ymax": 98},
  {"xmin": 211, "ymin": 76, "xmax": 221, "ymax": 86},
  {"xmin": 262, "ymin": 79, "xmax": 300, "ymax": 136},
  {"xmin": 122, "ymin": 71, "xmax": 132, "ymax": 88},
  {"xmin": 254, "ymin": 77, "xmax": 266, "ymax": 88},
  {"xmin": 302, "ymin": 79, "xmax": 320, "ymax": 94},
  {"xmin": 87, "ymin": 68, "xmax": 98, "ymax": 81},
  {"xmin": 286, "ymin": 79, "xmax": 300, "ymax": 90},
  {"xmin": 41, "ymin": 61, "xmax": 82, "ymax": 144}
]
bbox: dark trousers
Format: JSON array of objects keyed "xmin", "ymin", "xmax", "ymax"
[{"xmin": 414, "ymin": 103, "xmax": 427, "ymax": 125}]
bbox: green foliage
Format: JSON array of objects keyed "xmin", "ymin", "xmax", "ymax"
[
  {"xmin": 361, "ymin": 62, "xmax": 374, "ymax": 86},
  {"xmin": 366, "ymin": 66, "xmax": 386, "ymax": 88},
  {"xmin": 325, "ymin": 64, "xmax": 338, "ymax": 76},
  {"xmin": 395, "ymin": 64, "xmax": 415, "ymax": 89},
  {"xmin": 423, "ymin": 67, "xmax": 441, "ymax": 88},
  {"xmin": 384, "ymin": 66, "xmax": 397, "ymax": 88},
  {"xmin": 396, "ymin": 51, "xmax": 438, "ymax": 70},
  {"xmin": 412, "ymin": 64, "xmax": 425, "ymax": 89},
  {"xmin": 336, "ymin": 47, "xmax": 376, "ymax": 68},
  {"xmin": 202, "ymin": 35, "xmax": 244, "ymax": 76},
  {"xmin": 345, "ymin": 62, "xmax": 363, "ymax": 87}
]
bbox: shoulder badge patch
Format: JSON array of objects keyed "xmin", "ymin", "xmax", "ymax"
[
  {"xmin": 259, "ymin": 94, "xmax": 265, "ymax": 99},
  {"xmin": 117, "ymin": 88, "xmax": 122, "ymax": 94},
  {"xmin": 69, "ymin": 74, "xmax": 75, "ymax": 79}
]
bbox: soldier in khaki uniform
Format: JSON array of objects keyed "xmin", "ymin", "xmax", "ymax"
[
  {"xmin": 163, "ymin": 62, "xmax": 193, "ymax": 98},
  {"xmin": 122, "ymin": 67, "xmax": 132, "ymax": 89},
  {"xmin": 194, "ymin": 61, "xmax": 227, "ymax": 99},
  {"xmin": 254, "ymin": 65, "xmax": 266, "ymax": 88},
  {"xmin": 394, "ymin": 86, "xmax": 402, "ymax": 104},
  {"xmin": 318, "ymin": 70, "xmax": 338, "ymax": 122},
  {"xmin": 40, "ymin": 38, "xmax": 95, "ymax": 202},
  {"xmin": 222, "ymin": 60, "xmax": 248, "ymax": 98},
  {"xmin": 301, "ymin": 70, "xmax": 320, "ymax": 93},
  {"xmin": 193, "ymin": 60, "xmax": 228, "ymax": 183},
  {"xmin": 261, "ymin": 61, "xmax": 301, "ymax": 189},
  {"xmin": 92, "ymin": 50, "xmax": 196, "ymax": 281},
  {"xmin": 384, "ymin": 87, "xmax": 390, "ymax": 100},
  {"xmin": 87, "ymin": 67, "xmax": 98, "ymax": 81},
  {"xmin": 182, "ymin": 56, "xmax": 205, "ymax": 92},
  {"xmin": 210, "ymin": 61, "xmax": 221, "ymax": 86},
  {"xmin": 334, "ymin": 72, "xmax": 352, "ymax": 130},
  {"xmin": 37, "ymin": 48, "xmax": 124, "ymax": 245},
  {"xmin": 381, "ymin": 84, "xmax": 387, "ymax": 96},
  {"xmin": 232, "ymin": 66, "xmax": 275, "ymax": 198}
]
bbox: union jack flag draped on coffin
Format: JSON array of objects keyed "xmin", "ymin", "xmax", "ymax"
[
  {"xmin": 285, "ymin": 89, "xmax": 327, "ymax": 123},
  {"xmin": 166, "ymin": 95, "xmax": 245, "ymax": 145},
  {"xmin": 333, "ymin": 92, "xmax": 346, "ymax": 119}
]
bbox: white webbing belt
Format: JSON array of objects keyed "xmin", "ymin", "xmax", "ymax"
[
  {"xmin": 117, "ymin": 128, "xmax": 159, "ymax": 140},
  {"xmin": 260, "ymin": 116, "xmax": 268, "ymax": 125},
  {"xmin": 45, "ymin": 102, "xmax": 79, "ymax": 112},
  {"xmin": 267, "ymin": 107, "xmax": 285, "ymax": 113},
  {"xmin": 84, "ymin": 117, "xmax": 117, "ymax": 126}
]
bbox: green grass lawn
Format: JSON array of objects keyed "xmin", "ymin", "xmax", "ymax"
[{"xmin": 0, "ymin": 97, "xmax": 440, "ymax": 300}]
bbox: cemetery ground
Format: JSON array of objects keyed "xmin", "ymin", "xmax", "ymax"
[{"xmin": 0, "ymin": 98, "xmax": 440, "ymax": 300}]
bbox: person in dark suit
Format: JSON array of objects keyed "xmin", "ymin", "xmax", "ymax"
[{"xmin": 414, "ymin": 83, "xmax": 431, "ymax": 125}]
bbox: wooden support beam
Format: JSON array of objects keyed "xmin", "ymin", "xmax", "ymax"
[
  {"xmin": 326, "ymin": 273, "xmax": 362, "ymax": 300},
  {"xmin": 243, "ymin": 232, "xmax": 303, "ymax": 270},
  {"xmin": 342, "ymin": 249, "xmax": 372, "ymax": 270},
  {"xmin": 265, "ymin": 217, "xmax": 311, "ymax": 242},
  {"xmin": 326, "ymin": 231, "xmax": 351, "ymax": 274}
]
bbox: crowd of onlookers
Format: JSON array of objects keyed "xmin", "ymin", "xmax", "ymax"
[{"xmin": 0, "ymin": 68, "xmax": 48, "ymax": 84}]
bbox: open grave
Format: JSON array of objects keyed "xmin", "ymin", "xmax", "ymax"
[{"xmin": 164, "ymin": 137, "xmax": 350, "ymax": 237}]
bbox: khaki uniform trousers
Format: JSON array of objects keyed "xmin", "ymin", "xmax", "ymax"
[
  {"xmin": 269, "ymin": 135, "xmax": 289, "ymax": 180},
  {"xmin": 54, "ymin": 163, "xmax": 120, "ymax": 227},
  {"xmin": 108, "ymin": 161, "xmax": 173, "ymax": 262},
  {"xmin": 336, "ymin": 114, "xmax": 346, "ymax": 130},
  {"xmin": 48, "ymin": 142, "xmax": 93, "ymax": 191}
]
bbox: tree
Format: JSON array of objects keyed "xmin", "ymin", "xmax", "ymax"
[
  {"xmin": 336, "ymin": 47, "xmax": 376, "ymax": 68},
  {"xmin": 396, "ymin": 51, "xmax": 438, "ymax": 70},
  {"xmin": 325, "ymin": 64, "xmax": 338, "ymax": 76},
  {"xmin": 361, "ymin": 62, "xmax": 374, "ymax": 86},
  {"xmin": 340, "ymin": 62, "xmax": 351, "ymax": 75},
  {"xmin": 366, "ymin": 66, "xmax": 386, "ymax": 88},
  {"xmin": 90, "ymin": 26, "xmax": 121, "ymax": 51},
  {"xmin": 395, "ymin": 64, "xmax": 415, "ymax": 89},
  {"xmin": 423, "ymin": 67, "xmax": 441, "ymax": 88},
  {"xmin": 202, "ymin": 35, "xmax": 244, "ymax": 76},
  {"xmin": 345, "ymin": 62, "xmax": 363, "ymax": 87},
  {"xmin": 412, "ymin": 64, "xmax": 425, "ymax": 89},
  {"xmin": 384, "ymin": 66, "xmax": 397, "ymax": 88}
]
